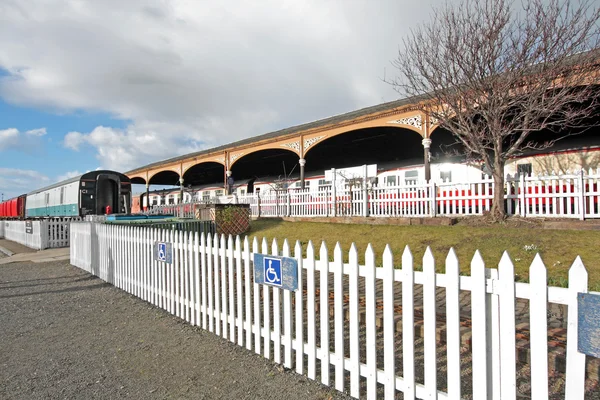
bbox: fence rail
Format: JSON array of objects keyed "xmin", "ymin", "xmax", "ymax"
[
  {"xmin": 147, "ymin": 171, "xmax": 600, "ymax": 220},
  {"xmin": 0, "ymin": 218, "xmax": 78, "ymax": 249},
  {"xmin": 70, "ymin": 221, "xmax": 595, "ymax": 399}
]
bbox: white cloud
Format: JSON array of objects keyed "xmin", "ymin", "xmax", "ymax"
[
  {"xmin": 0, "ymin": 167, "xmax": 50, "ymax": 200},
  {"xmin": 56, "ymin": 170, "xmax": 82, "ymax": 182},
  {"xmin": 0, "ymin": 0, "xmax": 443, "ymax": 170},
  {"xmin": 0, "ymin": 127, "xmax": 46, "ymax": 151},
  {"xmin": 25, "ymin": 127, "xmax": 47, "ymax": 136}
]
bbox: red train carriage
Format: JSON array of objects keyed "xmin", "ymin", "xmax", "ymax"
[{"xmin": 0, "ymin": 195, "xmax": 26, "ymax": 219}]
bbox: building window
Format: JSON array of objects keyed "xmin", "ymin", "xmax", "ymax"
[
  {"xmin": 317, "ymin": 179, "xmax": 331, "ymax": 191},
  {"xmin": 152, "ymin": 199, "xmax": 158, "ymax": 206},
  {"xmin": 202, "ymin": 192, "xmax": 210, "ymax": 201},
  {"xmin": 168, "ymin": 197, "xmax": 174, "ymax": 205},
  {"xmin": 216, "ymin": 190, "xmax": 224, "ymax": 197},
  {"xmin": 405, "ymin": 170, "xmax": 419, "ymax": 185},
  {"xmin": 440, "ymin": 171, "xmax": 452, "ymax": 183},
  {"xmin": 517, "ymin": 163, "xmax": 532, "ymax": 177},
  {"xmin": 385, "ymin": 176, "xmax": 397, "ymax": 186},
  {"xmin": 240, "ymin": 189, "xmax": 246, "ymax": 196}
]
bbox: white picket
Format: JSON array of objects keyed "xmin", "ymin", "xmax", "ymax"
[
  {"xmin": 319, "ymin": 241, "xmax": 330, "ymax": 386},
  {"xmin": 348, "ymin": 243, "xmax": 360, "ymax": 398},
  {"xmin": 445, "ymin": 248, "xmax": 461, "ymax": 399},
  {"xmin": 221, "ymin": 234, "xmax": 228, "ymax": 340},
  {"xmin": 214, "ymin": 233, "xmax": 221, "ymax": 336},
  {"xmin": 498, "ymin": 252, "xmax": 517, "ymax": 400},
  {"xmin": 279, "ymin": 239, "xmax": 291, "ymax": 368},
  {"xmin": 207, "ymin": 234, "xmax": 214, "ymax": 333},
  {"xmin": 185, "ymin": 231, "xmax": 191, "ymax": 323},
  {"xmin": 262, "ymin": 237, "xmax": 270, "ymax": 359},
  {"xmin": 195, "ymin": 232, "xmax": 201, "ymax": 326},
  {"xmin": 364, "ymin": 244, "xmax": 377, "ymax": 399},
  {"xmin": 423, "ymin": 247, "xmax": 437, "ymax": 399},
  {"xmin": 201, "ymin": 232, "xmax": 207, "ymax": 330},
  {"xmin": 333, "ymin": 242, "xmax": 344, "ymax": 392},
  {"xmin": 228, "ymin": 235, "xmax": 236, "ymax": 343},
  {"xmin": 383, "ymin": 245, "xmax": 396, "ymax": 399},
  {"xmin": 294, "ymin": 240, "xmax": 304, "ymax": 375},
  {"xmin": 400, "ymin": 245, "xmax": 417, "ymax": 398},
  {"xmin": 252, "ymin": 237, "xmax": 261, "ymax": 355},
  {"xmin": 243, "ymin": 237, "xmax": 252, "ymax": 350},
  {"xmin": 235, "ymin": 236, "xmax": 244, "ymax": 346},
  {"xmin": 565, "ymin": 256, "xmax": 588, "ymax": 399},
  {"xmin": 529, "ymin": 254, "xmax": 549, "ymax": 399},
  {"xmin": 272, "ymin": 238, "xmax": 281, "ymax": 364},
  {"xmin": 306, "ymin": 241, "xmax": 317, "ymax": 380}
]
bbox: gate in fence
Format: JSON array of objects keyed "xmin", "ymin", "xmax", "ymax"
[
  {"xmin": 0, "ymin": 218, "xmax": 79, "ymax": 249},
  {"xmin": 70, "ymin": 221, "xmax": 598, "ymax": 399}
]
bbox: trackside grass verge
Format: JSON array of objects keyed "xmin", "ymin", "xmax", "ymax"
[{"xmin": 247, "ymin": 219, "xmax": 600, "ymax": 291}]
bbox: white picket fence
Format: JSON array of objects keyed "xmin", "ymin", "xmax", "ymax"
[
  {"xmin": 70, "ymin": 221, "xmax": 595, "ymax": 399},
  {"xmin": 234, "ymin": 171, "xmax": 600, "ymax": 220},
  {"xmin": 0, "ymin": 218, "xmax": 79, "ymax": 249}
]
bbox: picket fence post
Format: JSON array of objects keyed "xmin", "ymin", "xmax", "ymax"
[
  {"xmin": 565, "ymin": 256, "xmax": 588, "ymax": 399},
  {"xmin": 578, "ymin": 169, "xmax": 586, "ymax": 220}
]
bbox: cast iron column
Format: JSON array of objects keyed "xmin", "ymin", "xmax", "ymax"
[
  {"xmin": 422, "ymin": 138, "xmax": 432, "ymax": 182},
  {"xmin": 145, "ymin": 183, "xmax": 150, "ymax": 211},
  {"xmin": 299, "ymin": 158, "xmax": 306, "ymax": 189}
]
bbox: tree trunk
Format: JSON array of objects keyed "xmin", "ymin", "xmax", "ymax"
[{"xmin": 491, "ymin": 156, "xmax": 506, "ymax": 221}]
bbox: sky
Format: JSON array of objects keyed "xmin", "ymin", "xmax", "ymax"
[{"xmin": 0, "ymin": 0, "xmax": 444, "ymax": 199}]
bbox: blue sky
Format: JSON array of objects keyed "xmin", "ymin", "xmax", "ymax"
[{"xmin": 0, "ymin": 0, "xmax": 440, "ymax": 200}]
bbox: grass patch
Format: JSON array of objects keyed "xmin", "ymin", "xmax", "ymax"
[{"xmin": 246, "ymin": 219, "xmax": 600, "ymax": 290}]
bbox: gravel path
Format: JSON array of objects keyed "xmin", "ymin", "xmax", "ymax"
[{"xmin": 0, "ymin": 260, "xmax": 350, "ymax": 400}]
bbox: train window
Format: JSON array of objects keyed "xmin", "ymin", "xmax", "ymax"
[
  {"xmin": 517, "ymin": 163, "xmax": 532, "ymax": 177},
  {"xmin": 440, "ymin": 171, "xmax": 452, "ymax": 183}
]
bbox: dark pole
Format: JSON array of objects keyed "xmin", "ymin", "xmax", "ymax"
[
  {"xmin": 299, "ymin": 158, "xmax": 306, "ymax": 189},
  {"xmin": 145, "ymin": 184, "xmax": 150, "ymax": 211},
  {"xmin": 422, "ymin": 138, "xmax": 432, "ymax": 181},
  {"xmin": 179, "ymin": 178, "xmax": 184, "ymax": 204}
]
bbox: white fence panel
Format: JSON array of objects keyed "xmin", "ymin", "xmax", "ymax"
[
  {"xmin": 173, "ymin": 170, "xmax": 600, "ymax": 220},
  {"xmin": 69, "ymin": 222, "xmax": 596, "ymax": 399}
]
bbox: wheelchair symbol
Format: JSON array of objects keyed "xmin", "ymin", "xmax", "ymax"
[
  {"xmin": 264, "ymin": 258, "xmax": 282, "ymax": 286},
  {"xmin": 158, "ymin": 243, "xmax": 167, "ymax": 262}
]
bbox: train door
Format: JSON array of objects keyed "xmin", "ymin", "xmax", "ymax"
[{"xmin": 96, "ymin": 175, "xmax": 119, "ymax": 214}]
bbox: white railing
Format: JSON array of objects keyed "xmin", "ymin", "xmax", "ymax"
[
  {"xmin": 0, "ymin": 218, "xmax": 79, "ymax": 249},
  {"xmin": 235, "ymin": 170, "xmax": 600, "ymax": 220},
  {"xmin": 70, "ymin": 221, "xmax": 597, "ymax": 399}
]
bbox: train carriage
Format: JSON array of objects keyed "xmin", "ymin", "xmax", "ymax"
[{"xmin": 25, "ymin": 170, "xmax": 132, "ymax": 218}]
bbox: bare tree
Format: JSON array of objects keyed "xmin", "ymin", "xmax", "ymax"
[{"xmin": 388, "ymin": 0, "xmax": 600, "ymax": 220}]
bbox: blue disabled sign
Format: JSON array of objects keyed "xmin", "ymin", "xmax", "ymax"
[
  {"xmin": 253, "ymin": 254, "xmax": 298, "ymax": 291},
  {"xmin": 578, "ymin": 292, "xmax": 600, "ymax": 358},
  {"xmin": 154, "ymin": 241, "xmax": 173, "ymax": 264}
]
